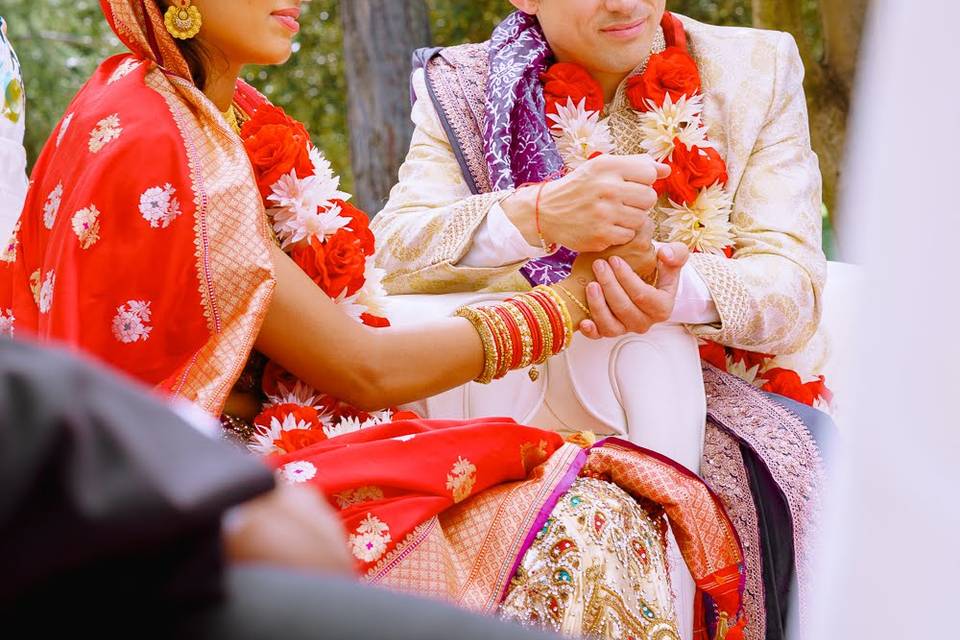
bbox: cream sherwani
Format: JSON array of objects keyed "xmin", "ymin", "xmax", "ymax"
[{"xmin": 372, "ymin": 15, "xmax": 828, "ymax": 373}]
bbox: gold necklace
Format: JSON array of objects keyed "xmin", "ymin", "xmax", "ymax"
[{"xmin": 222, "ymin": 104, "xmax": 241, "ymax": 135}]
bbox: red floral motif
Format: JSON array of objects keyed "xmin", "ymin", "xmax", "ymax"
[{"xmin": 625, "ymin": 46, "xmax": 701, "ymax": 111}]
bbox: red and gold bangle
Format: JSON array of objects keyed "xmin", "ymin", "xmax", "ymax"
[
  {"xmin": 532, "ymin": 285, "xmax": 573, "ymax": 352},
  {"xmin": 455, "ymin": 306, "xmax": 500, "ymax": 384},
  {"xmin": 527, "ymin": 289, "xmax": 562, "ymax": 356},
  {"xmin": 493, "ymin": 304, "xmax": 523, "ymax": 370},
  {"xmin": 523, "ymin": 292, "xmax": 556, "ymax": 363},
  {"xmin": 512, "ymin": 296, "xmax": 545, "ymax": 364},
  {"xmin": 503, "ymin": 301, "xmax": 535, "ymax": 368}
]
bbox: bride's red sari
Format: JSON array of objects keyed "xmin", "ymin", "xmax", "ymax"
[{"xmin": 0, "ymin": 2, "xmax": 748, "ymax": 638}]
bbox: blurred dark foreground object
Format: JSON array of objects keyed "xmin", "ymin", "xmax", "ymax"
[{"xmin": 0, "ymin": 338, "xmax": 554, "ymax": 639}]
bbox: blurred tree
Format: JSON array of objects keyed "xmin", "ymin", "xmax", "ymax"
[
  {"xmin": 341, "ymin": 0, "xmax": 431, "ymax": 214},
  {"xmin": 753, "ymin": 0, "xmax": 870, "ymax": 229}
]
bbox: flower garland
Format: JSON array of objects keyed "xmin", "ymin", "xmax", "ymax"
[
  {"xmin": 540, "ymin": 39, "xmax": 831, "ymax": 409},
  {"xmin": 238, "ymin": 104, "xmax": 414, "ymax": 455}
]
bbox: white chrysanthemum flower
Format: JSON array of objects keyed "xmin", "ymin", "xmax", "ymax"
[
  {"xmin": 249, "ymin": 412, "xmax": 314, "ymax": 456},
  {"xmin": 548, "ymin": 97, "xmax": 614, "ymax": 169},
  {"xmin": 278, "ymin": 461, "xmax": 317, "ymax": 484},
  {"xmin": 266, "ymin": 380, "xmax": 321, "ymax": 408},
  {"xmin": 361, "ymin": 409, "xmax": 394, "ymax": 429},
  {"xmin": 637, "ymin": 93, "xmax": 711, "ymax": 161},
  {"xmin": 267, "ymin": 173, "xmax": 352, "ymax": 248},
  {"xmin": 355, "ymin": 257, "xmax": 388, "ymax": 319},
  {"xmin": 332, "ymin": 289, "xmax": 369, "ymax": 324},
  {"xmin": 324, "ymin": 415, "xmax": 365, "ymax": 439},
  {"xmin": 727, "ymin": 359, "xmax": 764, "ymax": 387},
  {"xmin": 659, "ymin": 184, "xmax": 735, "ymax": 254}
]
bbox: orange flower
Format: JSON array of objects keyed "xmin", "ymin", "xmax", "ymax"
[
  {"xmin": 625, "ymin": 46, "xmax": 701, "ymax": 111},
  {"xmin": 273, "ymin": 428, "xmax": 329, "ymax": 453},
  {"xmin": 254, "ymin": 403, "xmax": 324, "ymax": 431},
  {"xmin": 760, "ymin": 368, "xmax": 827, "ymax": 407}
]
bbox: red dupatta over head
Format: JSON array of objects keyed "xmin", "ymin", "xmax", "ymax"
[{"xmin": 0, "ymin": 1, "xmax": 276, "ymax": 414}]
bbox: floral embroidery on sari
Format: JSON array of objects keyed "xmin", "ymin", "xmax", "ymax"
[
  {"xmin": 139, "ymin": 184, "xmax": 182, "ymax": 228},
  {"xmin": 88, "ymin": 114, "xmax": 123, "ymax": 153},
  {"xmin": 43, "ymin": 183, "xmax": 63, "ymax": 230},
  {"xmin": 0, "ymin": 309, "xmax": 13, "ymax": 337},
  {"xmin": 108, "ymin": 57, "xmax": 141, "ymax": 85},
  {"xmin": 446, "ymin": 456, "xmax": 478, "ymax": 503},
  {"xmin": 1, "ymin": 220, "xmax": 17, "ymax": 263},
  {"xmin": 334, "ymin": 485, "xmax": 385, "ymax": 510},
  {"xmin": 37, "ymin": 271, "xmax": 55, "ymax": 314},
  {"xmin": 111, "ymin": 300, "xmax": 152, "ymax": 343},
  {"xmin": 71, "ymin": 205, "xmax": 102, "ymax": 249},
  {"xmin": 56, "ymin": 113, "xmax": 74, "ymax": 147},
  {"xmin": 279, "ymin": 460, "xmax": 317, "ymax": 484},
  {"xmin": 350, "ymin": 513, "xmax": 392, "ymax": 562}
]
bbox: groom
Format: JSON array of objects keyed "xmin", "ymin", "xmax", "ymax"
[{"xmin": 373, "ymin": 1, "xmax": 831, "ymax": 638}]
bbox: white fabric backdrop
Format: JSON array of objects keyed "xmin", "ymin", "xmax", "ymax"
[{"xmin": 804, "ymin": 0, "xmax": 960, "ymax": 637}]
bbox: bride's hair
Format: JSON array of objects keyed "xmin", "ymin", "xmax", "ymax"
[{"xmin": 153, "ymin": 0, "xmax": 210, "ymax": 89}]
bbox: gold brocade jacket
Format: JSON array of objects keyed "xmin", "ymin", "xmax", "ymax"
[{"xmin": 371, "ymin": 15, "xmax": 827, "ymax": 362}]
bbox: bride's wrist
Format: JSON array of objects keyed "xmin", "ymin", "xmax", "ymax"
[{"xmin": 550, "ymin": 280, "xmax": 590, "ymax": 328}]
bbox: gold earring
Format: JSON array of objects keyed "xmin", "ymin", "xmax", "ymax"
[{"xmin": 164, "ymin": 1, "xmax": 202, "ymax": 40}]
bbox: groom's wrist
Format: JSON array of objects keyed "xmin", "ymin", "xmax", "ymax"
[{"xmin": 501, "ymin": 187, "xmax": 541, "ymax": 248}]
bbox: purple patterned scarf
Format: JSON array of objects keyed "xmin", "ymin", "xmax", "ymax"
[{"xmin": 485, "ymin": 11, "xmax": 578, "ymax": 285}]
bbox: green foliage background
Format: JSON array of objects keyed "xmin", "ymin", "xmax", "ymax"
[{"xmin": 5, "ymin": 0, "xmax": 756, "ymax": 193}]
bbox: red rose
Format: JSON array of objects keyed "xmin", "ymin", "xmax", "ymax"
[
  {"xmin": 291, "ymin": 232, "xmax": 367, "ymax": 298},
  {"xmin": 273, "ymin": 428, "xmax": 329, "ymax": 454},
  {"xmin": 241, "ymin": 105, "xmax": 313, "ymax": 197},
  {"xmin": 541, "ymin": 62, "xmax": 605, "ymax": 122},
  {"xmin": 760, "ymin": 368, "xmax": 822, "ymax": 407},
  {"xmin": 361, "ymin": 313, "xmax": 390, "ymax": 328},
  {"xmin": 663, "ymin": 142, "xmax": 728, "ymax": 205},
  {"xmin": 625, "ymin": 46, "xmax": 701, "ymax": 111},
  {"xmin": 334, "ymin": 200, "xmax": 376, "ymax": 255}
]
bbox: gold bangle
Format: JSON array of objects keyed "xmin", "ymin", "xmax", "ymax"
[
  {"xmin": 479, "ymin": 307, "xmax": 513, "ymax": 380},
  {"xmin": 553, "ymin": 283, "xmax": 591, "ymax": 319},
  {"xmin": 533, "ymin": 285, "xmax": 574, "ymax": 352},
  {"xmin": 517, "ymin": 293, "xmax": 554, "ymax": 364},
  {"xmin": 455, "ymin": 306, "xmax": 499, "ymax": 384}
]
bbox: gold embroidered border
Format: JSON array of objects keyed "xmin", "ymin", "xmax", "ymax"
[
  {"xmin": 146, "ymin": 69, "xmax": 275, "ymax": 415},
  {"xmin": 688, "ymin": 251, "xmax": 752, "ymax": 345}
]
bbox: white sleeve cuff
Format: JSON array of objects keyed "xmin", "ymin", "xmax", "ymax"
[
  {"xmin": 670, "ymin": 262, "xmax": 721, "ymax": 325},
  {"xmin": 459, "ymin": 201, "xmax": 548, "ymax": 268}
]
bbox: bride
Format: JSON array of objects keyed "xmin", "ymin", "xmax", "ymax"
[{"xmin": 0, "ymin": 2, "xmax": 747, "ymax": 638}]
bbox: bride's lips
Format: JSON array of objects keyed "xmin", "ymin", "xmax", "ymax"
[
  {"xmin": 271, "ymin": 7, "xmax": 301, "ymax": 34},
  {"xmin": 600, "ymin": 17, "xmax": 648, "ymax": 40}
]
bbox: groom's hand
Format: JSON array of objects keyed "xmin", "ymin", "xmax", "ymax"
[
  {"xmin": 502, "ymin": 154, "xmax": 669, "ymax": 253},
  {"xmin": 580, "ymin": 242, "xmax": 689, "ymax": 339}
]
